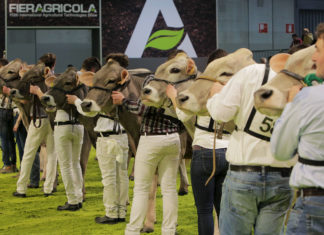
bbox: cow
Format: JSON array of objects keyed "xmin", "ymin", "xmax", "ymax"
[
  {"xmin": 254, "ymin": 46, "xmax": 316, "ymax": 116},
  {"xmin": 175, "ymin": 48, "xmax": 256, "ymax": 116}
]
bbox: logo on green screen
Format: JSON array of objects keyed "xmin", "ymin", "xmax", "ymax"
[{"xmin": 145, "ymin": 28, "xmax": 184, "ymax": 50}]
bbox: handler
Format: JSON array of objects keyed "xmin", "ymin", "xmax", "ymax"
[
  {"xmin": 207, "ymin": 55, "xmax": 296, "ymax": 234},
  {"xmin": 271, "ymin": 22, "xmax": 324, "ymax": 234}
]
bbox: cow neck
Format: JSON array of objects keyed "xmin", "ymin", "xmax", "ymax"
[{"xmin": 195, "ymin": 75, "xmax": 225, "ymax": 84}]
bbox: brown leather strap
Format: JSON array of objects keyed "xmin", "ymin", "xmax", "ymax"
[{"xmin": 297, "ymin": 188, "xmax": 324, "ymax": 197}]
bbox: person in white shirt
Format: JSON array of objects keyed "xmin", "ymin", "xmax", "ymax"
[
  {"xmin": 271, "ymin": 22, "xmax": 324, "ymax": 235},
  {"xmin": 166, "ymin": 49, "xmax": 229, "ymax": 235},
  {"xmin": 206, "ymin": 56, "xmax": 296, "ymax": 234}
]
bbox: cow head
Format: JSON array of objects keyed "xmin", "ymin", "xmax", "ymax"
[
  {"xmin": 254, "ymin": 46, "xmax": 316, "ymax": 116},
  {"xmin": 80, "ymin": 53, "xmax": 130, "ymax": 115},
  {"xmin": 10, "ymin": 63, "xmax": 51, "ymax": 100},
  {"xmin": 41, "ymin": 67, "xmax": 85, "ymax": 113},
  {"xmin": 0, "ymin": 59, "xmax": 24, "ymax": 94},
  {"xmin": 141, "ymin": 52, "xmax": 197, "ymax": 108},
  {"xmin": 176, "ymin": 48, "xmax": 255, "ymax": 115}
]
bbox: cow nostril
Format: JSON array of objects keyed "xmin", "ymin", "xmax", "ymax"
[
  {"xmin": 42, "ymin": 96, "xmax": 50, "ymax": 102},
  {"xmin": 81, "ymin": 101, "xmax": 92, "ymax": 109},
  {"xmin": 261, "ymin": 90, "xmax": 273, "ymax": 99},
  {"xmin": 143, "ymin": 88, "xmax": 151, "ymax": 95},
  {"xmin": 10, "ymin": 90, "xmax": 16, "ymax": 95},
  {"xmin": 179, "ymin": 96, "xmax": 189, "ymax": 103}
]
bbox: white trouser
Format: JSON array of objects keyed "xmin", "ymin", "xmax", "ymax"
[
  {"xmin": 17, "ymin": 118, "xmax": 56, "ymax": 194},
  {"xmin": 97, "ymin": 134, "xmax": 129, "ymax": 218},
  {"xmin": 125, "ymin": 133, "xmax": 180, "ymax": 235},
  {"xmin": 54, "ymin": 124, "xmax": 84, "ymax": 205}
]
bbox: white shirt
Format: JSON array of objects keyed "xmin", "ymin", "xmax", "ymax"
[
  {"xmin": 74, "ymin": 98, "xmax": 125, "ymax": 133},
  {"xmin": 175, "ymin": 108, "xmax": 229, "ymax": 149},
  {"xmin": 206, "ymin": 63, "xmax": 296, "ymax": 167},
  {"xmin": 271, "ymin": 85, "xmax": 324, "ymax": 188}
]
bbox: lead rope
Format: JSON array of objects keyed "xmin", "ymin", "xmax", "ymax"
[{"xmin": 205, "ymin": 122, "xmax": 225, "ymax": 186}]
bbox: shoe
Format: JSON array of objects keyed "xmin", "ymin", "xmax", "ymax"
[
  {"xmin": 118, "ymin": 218, "xmax": 126, "ymax": 222},
  {"xmin": 0, "ymin": 165, "xmax": 14, "ymax": 174},
  {"xmin": 57, "ymin": 202, "xmax": 80, "ymax": 211},
  {"xmin": 13, "ymin": 191, "xmax": 26, "ymax": 198},
  {"xmin": 178, "ymin": 190, "xmax": 188, "ymax": 196},
  {"xmin": 44, "ymin": 188, "xmax": 56, "ymax": 197},
  {"xmin": 78, "ymin": 202, "xmax": 82, "ymax": 209},
  {"xmin": 27, "ymin": 184, "xmax": 39, "ymax": 189},
  {"xmin": 95, "ymin": 216, "xmax": 119, "ymax": 224},
  {"xmin": 140, "ymin": 227, "xmax": 154, "ymax": 233}
]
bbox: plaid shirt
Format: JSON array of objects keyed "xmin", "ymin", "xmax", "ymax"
[{"xmin": 122, "ymin": 98, "xmax": 183, "ymax": 135}]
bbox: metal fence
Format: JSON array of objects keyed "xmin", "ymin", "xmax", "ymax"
[{"xmin": 252, "ymin": 49, "xmax": 289, "ymax": 63}]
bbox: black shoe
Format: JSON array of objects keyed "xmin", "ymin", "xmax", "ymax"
[
  {"xmin": 95, "ymin": 216, "xmax": 119, "ymax": 224},
  {"xmin": 178, "ymin": 190, "xmax": 188, "ymax": 196},
  {"xmin": 118, "ymin": 218, "xmax": 126, "ymax": 222},
  {"xmin": 140, "ymin": 227, "xmax": 154, "ymax": 233},
  {"xmin": 57, "ymin": 202, "xmax": 80, "ymax": 211},
  {"xmin": 27, "ymin": 184, "xmax": 39, "ymax": 189},
  {"xmin": 78, "ymin": 202, "xmax": 82, "ymax": 209},
  {"xmin": 44, "ymin": 188, "xmax": 56, "ymax": 197},
  {"xmin": 13, "ymin": 191, "xmax": 26, "ymax": 198}
]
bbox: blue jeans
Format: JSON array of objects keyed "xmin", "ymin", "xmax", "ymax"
[
  {"xmin": 13, "ymin": 114, "xmax": 40, "ymax": 186},
  {"xmin": 220, "ymin": 169, "xmax": 293, "ymax": 235},
  {"xmin": 285, "ymin": 195, "xmax": 324, "ymax": 235},
  {"xmin": 0, "ymin": 108, "xmax": 16, "ymax": 166},
  {"xmin": 191, "ymin": 147, "xmax": 228, "ymax": 235}
]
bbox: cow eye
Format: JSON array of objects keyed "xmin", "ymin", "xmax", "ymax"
[
  {"xmin": 220, "ymin": 72, "xmax": 233, "ymax": 77},
  {"xmin": 170, "ymin": 68, "xmax": 181, "ymax": 73},
  {"xmin": 8, "ymin": 71, "xmax": 15, "ymax": 74},
  {"xmin": 65, "ymin": 82, "xmax": 73, "ymax": 86},
  {"xmin": 105, "ymin": 80, "xmax": 115, "ymax": 86}
]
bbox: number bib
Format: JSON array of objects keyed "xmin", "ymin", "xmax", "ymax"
[
  {"xmin": 243, "ymin": 108, "xmax": 275, "ymax": 141},
  {"xmin": 242, "ymin": 62, "xmax": 274, "ymax": 142}
]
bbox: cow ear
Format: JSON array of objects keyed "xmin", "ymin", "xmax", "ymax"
[
  {"xmin": 118, "ymin": 69, "xmax": 129, "ymax": 85},
  {"xmin": 44, "ymin": 66, "xmax": 52, "ymax": 78},
  {"xmin": 270, "ymin": 53, "xmax": 290, "ymax": 73},
  {"xmin": 45, "ymin": 75, "xmax": 56, "ymax": 87},
  {"xmin": 78, "ymin": 71, "xmax": 95, "ymax": 87},
  {"xmin": 19, "ymin": 64, "xmax": 29, "ymax": 78},
  {"xmin": 186, "ymin": 58, "xmax": 196, "ymax": 75}
]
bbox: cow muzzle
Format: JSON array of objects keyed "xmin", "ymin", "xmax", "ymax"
[
  {"xmin": 9, "ymin": 88, "xmax": 24, "ymax": 99},
  {"xmin": 81, "ymin": 100, "xmax": 92, "ymax": 112}
]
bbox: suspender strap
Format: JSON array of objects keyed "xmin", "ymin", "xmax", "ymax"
[
  {"xmin": 242, "ymin": 62, "xmax": 271, "ymax": 141},
  {"xmin": 298, "ymin": 156, "xmax": 324, "ymax": 166},
  {"xmin": 195, "ymin": 117, "xmax": 215, "ymax": 132}
]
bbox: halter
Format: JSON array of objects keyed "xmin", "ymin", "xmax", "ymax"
[
  {"xmin": 280, "ymin": 69, "xmax": 306, "ymax": 86},
  {"xmin": 145, "ymin": 74, "xmax": 197, "ymax": 86},
  {"xmin": 0, "ymin": 75, "xmax": 20, "ymax": 83},
  {"xmin": 51, "ymin": 83, "xmax": 85, "ymax": 95},
  {"xmin": 88, "ymin": 79, "xmax": 130, "ymax": 93}
]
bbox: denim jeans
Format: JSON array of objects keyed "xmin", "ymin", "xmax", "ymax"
[
  {"xmin": 0, "ymin": 108, "xmax": 16, "ymax": 166},
  {"xmin": 13, "ymin": 114, "xmax": 40, "ymax": 186},
  {"xmin": 220, "ymin": 169, "xmax": 293, "ymax": 235},
  {"xmin": 190, "ymin": 147, "xmax": 228, "ymax": 235},
  {"xmin": 285, "ymin": 195, "xmax": 324, "ymax": 235}
]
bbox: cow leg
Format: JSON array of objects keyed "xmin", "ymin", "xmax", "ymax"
[
  {"xmin": 80, "ymin": 130, "xmax": 91, "ymax": 201},
  {"xmin": 142, "ymin": 174, "xmax": 157, "ymax": 233}
]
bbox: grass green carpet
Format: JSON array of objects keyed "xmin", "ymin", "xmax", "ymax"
[{"xmin": 0, "ymin": 148, "xmax": 198, "ymax": 235}]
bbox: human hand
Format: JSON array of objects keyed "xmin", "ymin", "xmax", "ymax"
[
  {"xmin": 29, "ymin": 85, "xmax": 41, "ymax": 95},
  {"xmin": 2, "ymin": 86, "xmax": 10, "ymax": 95},
  {"xmin": 209, "ymin": 82, "xmax": 224, "ymax": 97},
  {"xmin": 166, "ymin": 84, "xmax": 177, "ymax": 99},
  {"xmin": 111, "ymin": 91, "xmax": 125, "ymax": 105},
  {"xmin": 66, "ymin": 95, "xmax": 77, "ymax": 104},
  {"xmin": 13, "ymin": 124, "xmax": 18, "ymax": 132},
  {"xmin": 287, "ymin": 85, "xmax": 303, "ymax": 102}
]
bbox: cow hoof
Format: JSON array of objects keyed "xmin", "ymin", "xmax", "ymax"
[
  {"xmin": 129, "ymin": 175, "xmax": 134, "ymax": 181},
  {"xmin": 178, "ymin": 190, "xmax": 188, "ymax": 196}
]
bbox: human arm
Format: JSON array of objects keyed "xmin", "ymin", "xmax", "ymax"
[
  {"xmin": 30, "ymin": 85, "xmax": 44, "ymax": 99},
  {"xmin": 112, "ymin": 91, "xmax": 146, "ymax": 115},
  {"xmin": 271, "ymin": 90, "xmax": 302, "ymax": 161},
  {"xmin": 13, "ymin": 112, "xmax": 22, "ymax": 132}
]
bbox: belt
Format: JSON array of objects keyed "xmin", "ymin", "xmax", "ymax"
[
  {"xmin": 141, "ymin": 132, "xmax": 176, "ymax": 136},
  {"xmin": 193, "ymin": 145, "xmax": 203, "ymax": 150},
  {"xmin": 54, "ymin": 120, "xmax": 80, "ymax": 126},
  {"xmin": 230, "ymin": 165, "xmax": 292, "ymax": 177},
  {"xmin": 31, "ymin": 115, "xmax": 48, "ymax": 120},
  {"xmin": 97, "ymin": 130, "xmax": 126, "ymax": 137},
  {"xmin": 297, "ymin": 187, "xmax": 324, "ymax": 198}
]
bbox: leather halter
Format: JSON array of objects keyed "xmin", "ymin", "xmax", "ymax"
[
  {"xmin": 280, "ymin": 69, "xmax": 306, "ymax": 86},
  {"xmin": 51, "ymin": 83, "xmax": 85, "ymax": 95},
  {"xmin": 88, "ymin": 79, "xmax": 130, "ymax": 93},
  {"xmin": 145, "ymin": 74, "xmax": 197, "ymax": 86}
]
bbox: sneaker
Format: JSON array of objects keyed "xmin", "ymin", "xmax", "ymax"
[
  {"xmin": 0, "ymin": 165, "xmax": 14, "ymax": 174},
  {"xmin": 95, "ymin": 216, "xmax": 119, "ymax": 224},
  {"xmin": 57, "ymin": 202, "xmax": 80, "ymax": 211},
  {"xmin": 13, "ymin": 191, "xmax": 26, "ymax": 198}
]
